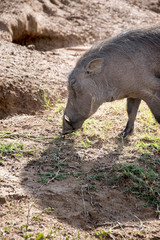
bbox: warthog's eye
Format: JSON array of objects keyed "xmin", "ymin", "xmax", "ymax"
[
  {"xmin": 64, "ymin": 115, "xmax": 71, "ymax": 124},
  {"xmin": 70, "ymin": 79, "xmax": 76, "ymax": 85}
]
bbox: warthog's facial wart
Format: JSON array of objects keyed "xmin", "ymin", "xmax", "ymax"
[{"xmin": 89, "ymin": 97, "xmax": 95, "ymax": 116}]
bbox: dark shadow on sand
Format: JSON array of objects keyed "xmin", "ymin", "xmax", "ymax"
[{"xmin": 20, "ymin": 135, "xmax": 156, "ymax": 230}]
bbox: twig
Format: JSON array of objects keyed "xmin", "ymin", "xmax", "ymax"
[
  {"xmin": 6, "ymin": 198, "xmax": 13, "ymax": 226},
  {"xmin": 0, "ymin": 132, "xmax": 56, "ymax": 142},
  {"xmin": 35, "ymin": 167, "xmax": 61, "ymax": 195},
  {"xmin": 66, "ymin": 46, "xmax": 90, "ymax": 51},
  {"xmin": 95, "ymin": 222, "xmax": 141, "ymax": 229},
  {"xmin": 81, "ymin": 186, "xmax": 88, "ymax": 218},
  {"xmin": 68, "ymin": 164, "xmax": 79, "ymax": 170},
  {"xmin": 87, "ymin": 189, "xmax": 102, "ymax": 208},
  {"xmin": 156, "ymin": 205, "xmax": 160, "ymax": 220},
  {"xmin": 133, "ymin": 214, "xmax": 144, "ymax": 230},
  {"xmin": 89, "ymin": 194, "xmax": 94, "ymax": 207},
  {"xmin": 116, "ymin": 221, "xmax": 127, "ymax": 239},
  {"xmin": 46, "ymin": 168, "xmax": 60, "ymax": 184},
  {"xmin": 26, "ymin": 202, "xmax": 34, "ymax": 229}
]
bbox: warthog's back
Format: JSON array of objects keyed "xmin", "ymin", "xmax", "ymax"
[{"xmin": 81, "ymin": 27, "xmax": 160, "ymax": 60}]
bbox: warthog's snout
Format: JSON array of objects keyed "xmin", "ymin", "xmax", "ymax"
[
  {"xmin": 62, "ymin": 114, "xmax": 85, "ymax": 135},
  {"xmin": 62, "ymin": 115, "xmax": 75, "ymax": 135}
]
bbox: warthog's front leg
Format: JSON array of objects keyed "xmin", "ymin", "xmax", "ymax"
[{"xmin": 120, "ymin": 98, "xmax": 141, "ymax": 137}]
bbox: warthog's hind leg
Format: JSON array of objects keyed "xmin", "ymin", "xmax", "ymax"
[
  {"xmin": 120, "ymin": 98, "xmax": 141, "ymax": 137},
  {"xmin": 145, "ymin": 97, "xmax": 160, "ymax": 124}
]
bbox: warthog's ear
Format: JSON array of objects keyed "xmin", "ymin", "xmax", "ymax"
[{"xmin": 85, "ymin": 58, "xmax": 104, "ymax": 75}]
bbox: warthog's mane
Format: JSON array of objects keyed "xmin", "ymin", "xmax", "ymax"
[
  {"xmin": 68, "ymin": 26, "xmax": 160, "ymax": 84},
  {"xmin": 77, "ymin": 26, "xmax": 160, "ymax": 67}
]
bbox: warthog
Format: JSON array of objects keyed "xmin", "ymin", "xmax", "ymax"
[{"xmin": 62, "ymin": 27, "xmax": 160, "ymax": 137}]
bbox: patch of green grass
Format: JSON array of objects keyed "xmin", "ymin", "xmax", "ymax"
[
  {"xmin": 0, "ymin": 142, "xmax": 24, "ymax": 156},
  {"xmin": 24, "ymin": 233, "xmax": 33, "ymax": 240},
  {"xmin": 80, "ymin": 137, "xmax": 91, "ymax": 148},
  {"xmin": 3, "ymin": 227, "xmax": 11, "ymax": 233},
  {"xmin": 136, "ymin": 103, "xmax": 159, "ymax": 135},
  {"xmin": 82, "ymin": 119, "xmax": 99, "ymax": 135},
  {"xmin": 138, "ymin": 153, "xmax": 160, "ymax": 170},
  {"xmin": 32, "ymin": 214, "xmax": 40, "ymax": 222},
  {"xmin": 84, "ymin": 184, "xmax": 97, "ymax": 192},
  {"xmin": 139, "ymin": 106, "xmax": 156, "ymax": 126},
  {"xmin": 36, "ymin": 232, "xmax": 45, "ymax": 240},
  {"xmin": 136, "ymin": 135, "xmax": 160, "ymax": 154},
  {"xmin": 88, "ymin": 172, "xmax": 106, "ymax": 182},
  {"xmin": 81, "ymin": 118, "xmax": 111, "ymax": 140},
  {"xmin": 42, "ymin": 207, "xmax": 53, "ymax": 214},
  {"xmin": 73, "ymin": 171, "xmax": 83, "ymax": 179},
  {"xmin": 0, "ymin": 141, "xmax": 37, "ymax": 160},
  {"xmin": 53, "ymin": 94, "xmax": 65, "ymax": 115},
  {"xmin": 20, "ymin": 224, "xmax": 55, "ymax": 240},
  {"xmin": 55, "ymin": 102, "xmax": 65, "ymax": 114},
  {"xmin": 95, "ymin": 229, "xmax": 114, "ymax": 240},
  {"xmin": 42, "ymin": 91, "xmax": 53, "ymax": 110},
  {"xmin": 38, "ymin": 169, "xmax": 67, "ymax": 183},
  {"xmin": 107, "ymin": 162, "xmax": 160, "ymax": 207},
  {"xmin": 0, "ymin": 131, "xmax": 18, "ymax": 139},
  {"xmin": 38, "ymin": 144, "xmax": 69, "ymax": 183}
]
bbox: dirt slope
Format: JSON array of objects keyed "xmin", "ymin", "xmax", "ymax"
[
  {"xmin": 128, "ymin": 0, "xmax": 160, "ymax": 13},
  {"xmin": 1, "ymin": 0, "xmax": 160, "ymax": 49},
  {"xmin": 0, "ymin": 0, "xmax": 160, "ymax": 239},
  {"xmin": 1, "ymin": 0, "xmax": 160, "ymax": 117}
]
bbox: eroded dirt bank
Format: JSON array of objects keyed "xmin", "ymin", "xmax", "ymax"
[{"xmin": 0, "ymin": 0, "xmax": 160, "ymax": 239}]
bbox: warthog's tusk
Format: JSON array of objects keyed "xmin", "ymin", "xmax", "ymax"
[{"xmin": 64, "ymin": 115, "xmax": 70, "ymax": 123}]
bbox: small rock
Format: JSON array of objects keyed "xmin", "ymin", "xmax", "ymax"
[{"xmin": 27, "ymin": 44, "xmax": 35, "ymax": 50}]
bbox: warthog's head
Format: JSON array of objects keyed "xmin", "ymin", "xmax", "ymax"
[{"xmin": 62, "ymin": 58, "xmax": 104, "ymax": 135}]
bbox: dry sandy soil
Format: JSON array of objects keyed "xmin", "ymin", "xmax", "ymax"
[{"xmin": 0, "ymin": 0, "xmax": 160, "ymax": 239}]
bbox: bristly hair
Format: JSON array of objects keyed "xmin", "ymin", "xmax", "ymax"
[{"xmin": 76, "ymin": 26, "xmax": 160, "ymax": 67}]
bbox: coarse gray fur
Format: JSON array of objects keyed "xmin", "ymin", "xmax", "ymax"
[{"xmin": 62, "ymin": 27, "xmax": 160, "ymax": 136}]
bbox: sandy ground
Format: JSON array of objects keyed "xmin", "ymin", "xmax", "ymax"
[{"xmin": 0, "ymin": 0, "xmax": 160, "ymax": 239}]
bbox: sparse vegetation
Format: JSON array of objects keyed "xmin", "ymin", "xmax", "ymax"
[
  {"xmin": 95, "ymin": 229, "xmax": 114, "ymax": 240},
  {"xmin": 0, "ymin": 97, "xmax": 159, "ymax": 239},
  {"xmin": 107, "ymin": 161, "xmax": 160, "ymax": 207},
  {"xmin": 136, "ymin": 135, "xmax": 160, "ymax": 154},
  {"xmin": 0, "ymin": 141, "xmax": 38, "ymax": 160},
  {"xmin": 42, "ymin": 92, "xmax": 54, "ymax": 110},
  {"xmin": 0, "ymin": 142, "xmax": 24, "ymax": 156},
  {"xmin": 1, "ymin": 0, "xmax": 160, "ymax": 238}
]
